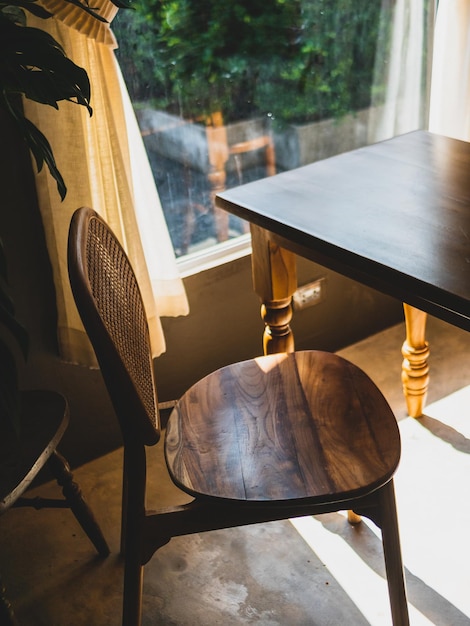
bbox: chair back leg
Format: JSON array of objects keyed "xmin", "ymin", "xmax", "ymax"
[
  {"xmin": 123, "ymin": 549, "xmax": 144, "ymax": 626},
  {"xmin": 379, "ymin": 480, "xmax": 409, "ymax": 626}
]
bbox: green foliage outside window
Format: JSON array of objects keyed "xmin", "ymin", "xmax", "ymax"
[{"xmin": 113, "ymin": 0, "xmax": 393, "ymax": 127}]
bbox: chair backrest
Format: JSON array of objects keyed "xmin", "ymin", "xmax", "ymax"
[{"xmin": 68, "ymin": 207, "xmax": 160, "ymax": 447}]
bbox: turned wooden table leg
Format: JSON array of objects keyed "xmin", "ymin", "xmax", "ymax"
[
  {"xmin": 251, "ymin": 225, "xmax": 362, "ymax": 525},
  {"xmin": 347, "ymin": 510, "xmax": 363, "ymax": 524},
  {"xmin": 250, "ymin": 225, "xmax": 297, "ymax": 354},
  {"xmin": 260, "ymin": 298, "xmax": 295, "ymax": 354},
  {"xmin": 401, "ymin": 304, "xmax": 429, "ymax": 418}
]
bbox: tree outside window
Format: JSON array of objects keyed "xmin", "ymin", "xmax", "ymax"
[{"xmin": 113, "ymin": 1, "xmax": 429, "ymax": 258}]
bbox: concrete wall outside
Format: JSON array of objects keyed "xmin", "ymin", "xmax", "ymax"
[{"xmin": 0, "ymin": 112, "xmax": 403, "ymax": 469}]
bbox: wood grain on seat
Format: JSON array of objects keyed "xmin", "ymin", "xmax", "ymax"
[{"xmin": 166, "ymin": 351, "xmax": 400, "ymax": 503}]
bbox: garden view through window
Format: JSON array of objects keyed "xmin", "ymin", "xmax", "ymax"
[{"xmin": 113, "ymin": 0, "xmax": 433, "ymax": 260}]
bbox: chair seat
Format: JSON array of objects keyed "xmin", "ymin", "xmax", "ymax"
[
  {"xmin": 0, "ymin": 390, "xmax": 68, "ymax": 512},
  {"xmin": 165, "ymin": 350, "xmax": 400, "ymax": 504}
]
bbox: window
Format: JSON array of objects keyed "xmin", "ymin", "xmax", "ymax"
[{"xmin": 113, "ymin": 0, "xmax": 433, "ymax": 264}]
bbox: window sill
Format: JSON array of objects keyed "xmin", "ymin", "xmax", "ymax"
[{"xmin": 176, "ymin": 233, "xmax": 252, "ymax": 278}]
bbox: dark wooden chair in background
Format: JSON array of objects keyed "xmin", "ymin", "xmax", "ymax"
[
  {"xmin": 0, "ymin": 389, "xmax": 109, "ymax": 625},
  {"xmin": 68, "ymin": 206, "xmax": 410, "ymax": 626}
]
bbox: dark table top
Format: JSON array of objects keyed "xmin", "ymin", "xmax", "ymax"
[{"xmin": 216, "ymin": 131, "xmax": 470, "ymax": 331}]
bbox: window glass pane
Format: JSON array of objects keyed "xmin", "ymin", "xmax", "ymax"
[{"xmin": 113, "ymin": 0, "xmax": 433, "ymax": 259}]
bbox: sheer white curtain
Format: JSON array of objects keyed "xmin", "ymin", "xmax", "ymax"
[
  {"xmin": 429, "ymin": 0, "xmax": 470, "ymax": 141},
  {"xmin": 24, "ymin": 0, "xmax": 189, "ymax": 366},
  {"xmin": 369, "ymin": 0, "xmax": 433, "ymax": 143}
]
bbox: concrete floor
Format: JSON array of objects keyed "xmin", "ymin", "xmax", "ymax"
[{"xmin": 1, "ymin": 316, "xmax": 469, "ymax": 625}]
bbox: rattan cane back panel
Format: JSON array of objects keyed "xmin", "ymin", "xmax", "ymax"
[{"xmin": 86, "ymin": 216, "xmax": 158, "ymax": 432}]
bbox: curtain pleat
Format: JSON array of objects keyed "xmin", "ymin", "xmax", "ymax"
[
  {"xmin": 369, "ymin": 0, "xmax": 431, "ymax": 142},
  {"xmin": 429, "ymin": 0, "xmax": 470, "ymax": 141}
]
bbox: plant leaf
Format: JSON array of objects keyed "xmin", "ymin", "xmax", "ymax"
[
  {"xmin": 0, "ymin": 285, "xmax": 29, "ymax": 359},
  {"xmin": 0, "ymin": 237, "xmax": 29, "ymax": 360},
  {"xmin": 0, "ymin": 0, "xmax": 132, "ymax": 200},
  {"xmin": 0, "ymin": 21, "xmax": 92, "ymax": 114},
  {"xmin": 1, "ymin": 92, "xmax": 67, "ymax": 198},
  {"xmin": 0, "ymin": 339, "xmax": 21, "ymax": 435},
  {"xmin": 60, "ymin": 0, "xmax": 108, "ymax": 22},
  {"xmin": 51, "ymin": 0, "xmax": 131, "ymax": 22},
  {"xmin": 1, "ymin": 0, "xmax": 52, "ymax": 21},
  {"xmin": 0, "ymin": 237, "xmax": 8, "ymax": 283}
]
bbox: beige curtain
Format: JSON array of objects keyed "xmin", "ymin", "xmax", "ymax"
[
  {"xmin": 369, "ymin": 0, "xmax": 432, "ymax": 143},
  {"xmin": 429, "ymin": 0, "xmax": 470, "ymax": 141},
  {"xmin": 24, "ymin": 0, "xmax": 189, "ymax": 366}
]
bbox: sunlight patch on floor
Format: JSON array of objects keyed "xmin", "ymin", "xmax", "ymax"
[
  {"xmin": 394, "ymin": 385, "xmax": 470, "ymax": 620},
  {"xmin": 290, "ymin": 515, "xmax": 434, "ymax": 626},
  {"xmin": 290, "ymin": 385, "xmax": 470, "ymax": 626}
]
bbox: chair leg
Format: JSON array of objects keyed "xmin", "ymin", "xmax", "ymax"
[
  {"xmin": 122, "ymin": 548, "xmax": 144, "ymax": 626},
  {"xmin": 120, "ymin": 450, "xmax": 129, "ymax": 556},
  {"xmin": 120, "ymin": 444, "xmax": 148, "ymax": 626},
  {"xmin": 378, "ymin": 480, "xmax": 409, "ymax": 626},
  {"xmin": 47, "ymin": 451, "xmax": 110, "ymax": 557}
]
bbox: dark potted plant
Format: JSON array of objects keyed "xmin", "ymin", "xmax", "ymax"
[{"xmin": 0, "ymin": 0, "xmax": 126, "ymax": 428}]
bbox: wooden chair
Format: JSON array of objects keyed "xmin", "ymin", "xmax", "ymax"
[
  {"xmin": 206, "ymin": 111, "xmax": 276, "ymax": 242},
  {"xmin": 68, "ymin": 206, "xmax": 410, "ymax": 626},
  {"xmin": 0, "ymin": 389, "xmax": 109, "ymax": 624}
]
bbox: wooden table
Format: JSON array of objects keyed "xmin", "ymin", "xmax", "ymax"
[{"xmin": 216, "ymin": 130, "xmax": 470, "ymax": 417}]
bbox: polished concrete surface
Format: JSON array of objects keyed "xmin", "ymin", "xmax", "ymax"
[{"xmin": 1, "ymin": 316, "xmax": 469, "ymax": 625}]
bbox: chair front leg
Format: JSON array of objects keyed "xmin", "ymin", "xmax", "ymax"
[
  {"xmin": 122, "ymin": 546, "xmax": 145, "ymax": 626},
  {"xmin": 48, "ymin": 451, "xmax": 110, "ymax": 557}
]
